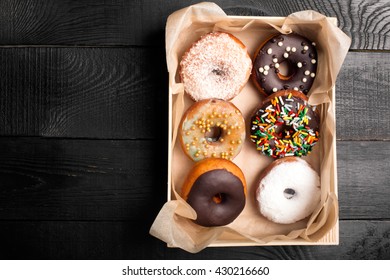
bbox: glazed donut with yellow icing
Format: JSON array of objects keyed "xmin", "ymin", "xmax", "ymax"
[{"xmin": 179, "ymin": 99, "xmax": 245, "ymax": 161}]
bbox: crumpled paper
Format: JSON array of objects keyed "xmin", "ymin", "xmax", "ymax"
[{"xmin": 150, "ymin": 2, "xmax": 351, "ymax": 253}]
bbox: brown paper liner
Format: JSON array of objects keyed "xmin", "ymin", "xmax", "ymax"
[{"xmin": 150, "ymin": 2, "xmax": 351, "ymax": 253}]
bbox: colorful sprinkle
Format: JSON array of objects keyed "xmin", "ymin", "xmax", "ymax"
[{"xmin": 250, "ymin": 94, "xmax": 320, "ymax": 158}]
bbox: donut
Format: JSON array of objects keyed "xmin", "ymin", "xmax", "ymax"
[
  {"xmin": 181, "ymin": 158, "xmax": 247, "ymax": 227},
  {"xmin": 179, "ymin": 98, "xmax": 245, "ymax": 161},
  {"xmin": 250, "ymin": 90, "xmax": 320, "ymax": 158},
  {"xmin": 255, "ymin": 157, "xmax": 321, "ymax": 224},
  {"xmin": 180, "ymin": 32, "xmax": 252, "ymax": 101},
  {"xmin": 252, "ymin": 33, "xmax": 318, "ymax": 96}
]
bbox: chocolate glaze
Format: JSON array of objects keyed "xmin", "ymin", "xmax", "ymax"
[
  {"xmin": 186, "ymin": 169, "xmax": 245, "ymax": 227},
  {"xmin": 253, "ymin": 33, "xmax": 318, "ymax": 96},
  {"xmin": 250, "ymin": 92, "xmax": 320, "ymax": 158}
]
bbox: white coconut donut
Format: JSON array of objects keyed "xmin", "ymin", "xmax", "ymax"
[
  {"xmin": 180, "ymin": 32, "xmax": 252, "ymax": 101},
  {"xmin": 255, "ymin": 157, "xmax": 321, "ymax": 224}
]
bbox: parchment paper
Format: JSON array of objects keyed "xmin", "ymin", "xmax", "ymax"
[{"xmin": 150, "ymin": 2, "xmax": 351, "ymax": 253}]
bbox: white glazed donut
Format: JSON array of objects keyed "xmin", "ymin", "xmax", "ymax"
[
  {"xmin": 180, "ymin": 32, "xmax": 252, "ymax": 101},
  {"xmin": 255, "ymin": 157, "xmax": 321, "ymax": 224}
]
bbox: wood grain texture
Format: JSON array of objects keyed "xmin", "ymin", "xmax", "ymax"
[
  {"xmin": 0, "ymin": 48, "xmax": 388, "ymax": 140},
  {"xmin": 336, "ymin": 52, "xmax": 390, "ymax": 140},
  {"xmin": 0, "ymin": 220, "xmax": 388, "ymax": 259},
  {"xmin": 0, "ymin": 138, "xmax": 388, "ymax": 220},
  {"xmin": 0, "ymin": 47, "xmax": 167, "ymax": 139},
  {"xmin": 0, "ymin": 0, "xmax": 388, "ymax": 50},
  {"xmin": 0, "ymin": 138, "xmax": 167, "ymax": 221},
  {"xmin": 337, "ymin": 141, "xmax": 390, "ymax": 219}
]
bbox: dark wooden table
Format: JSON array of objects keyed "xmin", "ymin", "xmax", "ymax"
[{"xmin": 0, "ymin": 0, "xmax": 389, "ymax": 260}]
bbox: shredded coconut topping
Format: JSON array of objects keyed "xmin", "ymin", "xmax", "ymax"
[{"xmin": 180, "ymin": 32, "xmax": 252, "ymax": 101}]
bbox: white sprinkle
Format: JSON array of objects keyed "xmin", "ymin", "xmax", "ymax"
[
  {"xmin": 286, "ymin": 98, "xmax": 294, "ymax": 102},
  {"xmin": 302, "ymin": 78, "xmax": 307, "ymax": 83},
  {"xmin": 283, "ymin": 52, "xmax": 289, "ymax": 58},
  {"xmin": 275, "ymin": 63, "xmax": 280, "ymax": 69},
  {"xmin": 273, "ymin": 58, "xmax": 278, "ymax": 63},
  {"xmin": 310, "ymin": 73, "xmax": 316, "ymax": 78},
  {"xmin": 279, "ymin": 96, "xmax": 284, "ymax": 105},
  {"xmin": 263, "ymin": 70, "xmax": 269, "ymax": 75},
  {"xmin": 311, "ymin": 59, "xmax": 316, "ymax": 64},
  {"xmin": 268, "ymin": 125, "xmax": 276, "ymax": 131},
  {"xmin": 312, "ymin": 42, "xmax": 316, "ymax": 46},
  {"xmin": 267, "ymin": 48, "xmax": 273, "ymax": 54},
  {"xmin": 278, "ymin": 42, "xmax": 283, "ymax": 47},
  {"xmin": 265, "ymin": 118, "xmax": 271, "ymax": 123},
  {"xmin": 297, "ymin": 62, "xmax": 302, "ymax": 68},
  {"xmin": 264, "ymin": 65, "xmax": 270, "ymax": 71},
  {"xmin": 292, "ymin": 47, "xmax": 296, "ymax": 52},
  {"xmin": 312, "ymin": 106, "xmax": 317, "ymax": 111},
  {"xmin": 273, "ymin": 87, "xmax": 278, "ymax": 92},
  {"xmin": 294, "ymin": 87, "xmax": 299, "ymax": 91},
  {"xmin": 304, "ymin": 70, "xmax": 310, "ymax": 75},
  {"xmin": 304, "ymin": 46, "xmax": 309, "ymax": 51},
  {"xmin": 259, "ymin": 67, "xmax": 264, "ymax": 73},
  {"xmin": 286, "ymin": 46, "xmax": 291, "ymax": 52},
  {"xmin": 261, "ymin": 112, "xmax": 269, "ymax": 118}
]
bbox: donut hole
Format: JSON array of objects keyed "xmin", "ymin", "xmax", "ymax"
[
  {"xmin": 283, "ymin": 188, "xmax": 296, "ymax": 199},
  {"xmin": 277, "ymin": 60, "xmax": 295, "ymax": 80},
  {"xmin": 211, "ymin": 68, "xmax": 225, "ymax": 76},
  {"xmin": 205, "ymin": 126, "xmax": 223, "ymax": 143},
  {"xmin": 275, "ymin": 123, "xmax": 295, "ymax": 138},
  {"xmin": 212, "ymin": 193, "xmax": 226, "ymax": 204}
]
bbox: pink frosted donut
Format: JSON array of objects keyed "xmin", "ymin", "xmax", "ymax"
[
  {"xmin": 180, "ymin": 32, "xmax": 252, "ymax": 101},
  {"xmin": 256, "ymin": 157, "xmax": 321, "ymax": 224}
]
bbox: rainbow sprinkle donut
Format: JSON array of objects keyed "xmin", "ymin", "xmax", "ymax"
[{"xmin": 250, "ymin": 90, "xmax": 320, "ymax": 158}]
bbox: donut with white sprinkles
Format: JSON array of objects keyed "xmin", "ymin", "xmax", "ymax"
[
  {"xmin": 252, "ymin": 33, "xmax": 318, "ymax": 96},
  {"xmin": 250, "ymin": 90, "xmax": 320, "ymax": 158}
]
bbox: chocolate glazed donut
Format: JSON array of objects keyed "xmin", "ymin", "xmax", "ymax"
[
  {"xmin": 181, "ymin": 158, "xmax": 247, "ymax": 227},
  {"xmin": 253, "ymin": 33, "xmax": 318, "ymax": 96},
  {"xmin": 187, "ymin": 169, "xmax": 245, "ymax": 227}
]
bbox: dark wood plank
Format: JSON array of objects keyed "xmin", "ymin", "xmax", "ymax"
[
  {"xmin": 0, "ymin": 48, "xmax": 388, "ymax": 140},
  {"xmin": 0, "ymin": 47, "xmax": 167, "ymax": 139},
  {"xmin": 336, "ymin": 52, "xmax": 390, "ymax": 140},
  {"xmin": 0, "ymin": 0, "xmax": 388, "ymax": 50},
  {"xmin": 337, "ymin": 141, "xmax": 390, "ymax": 219},
  {"xmin": 0, "ymin": 138, "xmax": 388, "ymax": 220},
  {"xmin": 0, "ymin": 220, "xmax": 388, "ymax": 259},
  {"xmin": 0, "ymin": 138, "xmax": 167, "ymax": 221}
]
